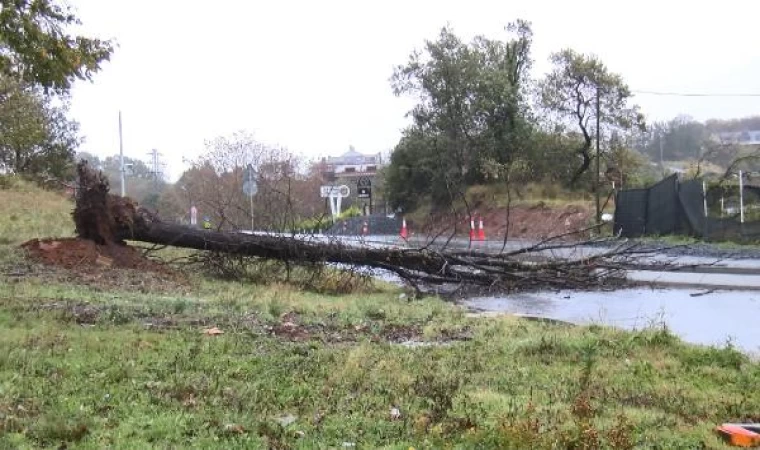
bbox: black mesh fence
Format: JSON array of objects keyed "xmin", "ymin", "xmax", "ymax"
[
  {"xmin": 613, "ymin": 189, "xmax": 647, "ymax": 237},
  {"xmin": 615, "ymin": 175, "xmax": 760, "ymax": 241},
  {"xmin": 614, "ymin": 175, "xmax": 683, "ymax": 237},
  {"xmin": 646, "ymin": 174, "xmax": 681, "ymax": 235}
]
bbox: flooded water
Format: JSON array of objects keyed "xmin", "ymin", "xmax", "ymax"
[{"xmin": 463, "ymin": 288, "xmax": 760, "ymax": 354}]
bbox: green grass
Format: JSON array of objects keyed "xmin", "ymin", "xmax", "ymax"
[
  {"xmin": 0, "ymin": 179, "xmax": 758, "ymax": 448},
  {"xmin": 636, "ymin": 234, "xmax": 760, "ymax": 250},
  {"xmin": 0, "ymin": 278, "xmax": 757, "ymax": 449},
  {"xmin": 0, "ymin": 178, "xmax": 74, "ymax": 246}
]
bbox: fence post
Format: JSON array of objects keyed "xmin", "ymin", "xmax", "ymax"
[{"xmin": 739, "ymin": 170, "xmax": 745, "ymax": 224}]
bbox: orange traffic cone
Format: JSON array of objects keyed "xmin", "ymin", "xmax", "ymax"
[
  {"xmin": 469, "ymin": 216, "xmax": 475, "ymax": 241},
  {"xmin": 400, "ymin": 218, "xmax": 408, "ymax": 239},
  {"xmin": 478, "ymin": 216, "xmax": 486, "ymax": 241}
]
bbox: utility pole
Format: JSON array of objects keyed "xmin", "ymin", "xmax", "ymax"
[
  {"xmin": 119, "ymin": 111, "xmax": 125, "ymax": 197},
  {"xmin": 595, "ymin": 86, "xmax": 601, "ymax": 225},
  {"xmin": 147, "ymin": 148, "xmax": 163, "ymax": 190},
  {"xmin": 659, "ymin": 131, "xmax": 664, "ymax": 177}
]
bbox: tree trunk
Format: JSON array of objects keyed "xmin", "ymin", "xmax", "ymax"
[{"xmin": 72, "ymin": 161, "xmax": 629, "ymax": 292}]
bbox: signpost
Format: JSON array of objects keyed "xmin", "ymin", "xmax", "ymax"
[
  {"xmin": 357, "ymin": 177, "xmax": 372, "ymax": 212},
  {"xmin": 190, "ymin": 206, "xmax": 198, "ymax": 226},
  {"xmin": 243, "ymin": 164, "xmax": 258, "ymax": 231},
  {"xmin": 321, "ymin": 185, "xmax": 350, "ymax": 219}
]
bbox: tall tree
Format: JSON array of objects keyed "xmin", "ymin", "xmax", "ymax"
[
  {"xmin": 0, "ymin": 75, "xmax": 80, "ymax": 178},
  {"xmin": 388, "ymin": 21, "xmax": 534, "ymax": 209},
  {"xmin": 539, "ymin": 49, "xmax": 643, "ymax": 185},
  {"xmin": 0, "ymin": 0, "xmax": 113, "ymax": 91}
]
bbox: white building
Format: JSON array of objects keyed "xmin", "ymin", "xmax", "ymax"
[
  {"xmin": 321, "ymin": 146, "xmax": 383, "ymax": 179},
  {"xmin": 714, "ymin": 130, "xmax": 760, "ymax": 146}
]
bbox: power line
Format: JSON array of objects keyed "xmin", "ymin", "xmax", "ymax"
[{"xmin": 632, "ymin": 90, "xmax": 760, "ymax": 97}]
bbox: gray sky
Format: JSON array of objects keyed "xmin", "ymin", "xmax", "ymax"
[{"xmin": 69, "ymin": 0, "xmax": 760, "ymax": 180}]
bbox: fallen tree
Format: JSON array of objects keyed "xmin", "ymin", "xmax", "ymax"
[{"xmin": 72, "ymin": 162, "xmax": 642, "ymax": 292}]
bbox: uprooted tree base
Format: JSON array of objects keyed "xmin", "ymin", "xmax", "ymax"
[{"xmin": 70, "ymin": 161, "xmax": 640, "ymax": 292}]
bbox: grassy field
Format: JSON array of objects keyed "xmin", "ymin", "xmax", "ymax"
[{"xmin": 1, "ymin": 178, "xmax": 759, "ymax": 448}]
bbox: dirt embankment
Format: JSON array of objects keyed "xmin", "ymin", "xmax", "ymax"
[{"xmin": 416, "ymin": 203, "xmax": 593, "ymax": 241}]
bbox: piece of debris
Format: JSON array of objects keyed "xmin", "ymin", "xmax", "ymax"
[
  {"xmin": 276, "ymin": 414, "xmax": 297, "ymax": 427},
  {"xmin": 690, "ymin": 289, "xmax": 716, "ymax": 297},
  {"xmin": 38, "ymin": 240, "xmax": 61, "ymax": 251},
  {"xmin": 203, "ymin": 327, "xmax": 224, "ymax": 336},
  {"xmin": 390, "ymin": 406, "xmax": 402, "ymax": 421},
  {"xmin": 397, "ymin": 340, "xmax": 449, "ymax": 348},
  {"xmin": 95, "ymin": 255, "xmax": 113, "ymax": 267},
  {"xmin": 715, "ymin": 423, "xmax": 760, "ymax": 447},
  {"xmin": 224, "ymin": 423, "xmax": 246, "ymax": 434}
]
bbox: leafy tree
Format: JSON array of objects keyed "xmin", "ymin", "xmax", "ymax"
[
  {"xmin": 0, "ymin": 75, "xmax": 80, "ymax": 178},
  {"xmin": 539, "ymin": 49, "xmax": 644, "ymax": 185},
  {"xmin": 384, "ymin": 129, "xmax": 438, "ymax": 212},
  {"xmin": 0, "ymin": 0, "xmax": 113, "ymax": 91},
  {"xmin": 388, "ymin": 21, "xmax": 534, "ymax": 209}
]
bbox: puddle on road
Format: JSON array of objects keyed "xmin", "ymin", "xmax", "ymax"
[{"xmin": 462, "ymin": 287, "xmax": 760, "ymax": 354}]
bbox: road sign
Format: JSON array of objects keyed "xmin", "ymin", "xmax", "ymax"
[
  {"xmin": 243, "ymin": 180, "xmax": 258, "ymax": 196},
  {"xmin": 358, "ymin": 187, "xmax": 371, "ymax": 198},
  {"xmin": 320, "ymin": 185, "xmax": 350, "ymax": 198},
  {"xmin": 243, "ymin": 164, "xmax": 258, "ymax": 196},
  {"xmin": 357, "ymin": 177, "xmax": 372, "ymax": 188}
]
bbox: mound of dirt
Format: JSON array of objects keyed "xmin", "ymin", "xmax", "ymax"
[
  {"xmin": 22, "ymin": 238, "xmax": 166, "ymax": 271},
  {"xmin": 18, "ymin": 238, "xmax": 188, "ymax": 293}
]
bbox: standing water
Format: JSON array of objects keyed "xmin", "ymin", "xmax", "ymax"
[{"xmin": 462, "ymin": 288, "xmax": 760, "ymax": 354}]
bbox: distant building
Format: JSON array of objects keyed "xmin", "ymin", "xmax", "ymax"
[
  {"xmin": 321, "ymin": 146, "xmax": 383, "ymax": 181},
  {"xmin": 714, "ymin": 130, "xmax": 760, "ymax": 146},
  {"xmin": 320, "ymin": 146, "xmax": 387, "ymax": 215}
]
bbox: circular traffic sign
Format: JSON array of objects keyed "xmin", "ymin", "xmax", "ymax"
[{"xmin": 243, "ymin": 180, "xmax": 258, "ymax": 196}]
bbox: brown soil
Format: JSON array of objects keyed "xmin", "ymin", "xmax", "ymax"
[
  {"xmin": 492, "ymin": 203, "xmax": 592, "ymax": 240},
  {"xmin": 418, "ymin": 203, "xmax": 593, "ymax": 241},
  {"xmin": 18, "ymin": 238, "xmax": 188, "ymax": 293},
  {"xmin": 22, "ymin": 238, "xmax": 166, "ymax": 271}
]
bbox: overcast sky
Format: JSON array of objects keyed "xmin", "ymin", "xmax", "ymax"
[{"xmin": 68, "ymin": 0, "xmax": 760, "ymax": 180}]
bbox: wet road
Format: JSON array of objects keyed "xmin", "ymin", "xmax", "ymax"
[{"xmin": 463, "ymin": 288, "xmax": 760, "ymax": 354}]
